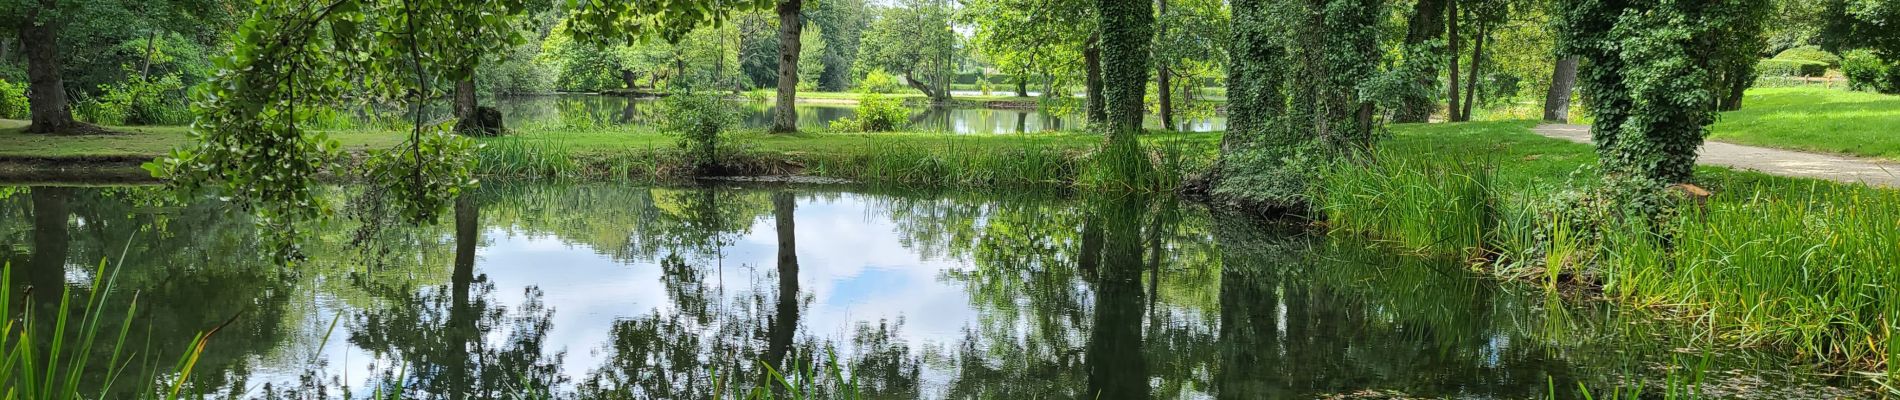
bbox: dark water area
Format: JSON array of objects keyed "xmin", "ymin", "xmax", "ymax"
[
  {"xmin": 0, "ymin": 184, "xmax": 1873, "ymax": 398},
  {"xmin": 485, "ymin": 95, "xmax": 1225, "ymax": 133}
]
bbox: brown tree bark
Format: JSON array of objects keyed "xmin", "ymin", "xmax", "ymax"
[
  {"xmin": 20, "ymin": 3, "xmax": 79, "ymax": 134},
  {"xmin": 1543, "ymin": 56, "xmax": 1578, "ymax": 122},
  {"xmin": 1461, "ymin": 23, "xmax": 1485, "ymax": 121},
  {"xmin": 139, "ymin": 30, "xmax": 159, "ymax": 79},
  {"xmin": 454, "ymin": 79, "xmax": 478, "ymax": 119},
  {"xmin": 902, "ymin": 71, "xmax": 943, "ymax": 99},
  {"xmin": 1445, "ymin": 0, "xmax": 1462, "ymax": 123},
  {"xmin": 771, "ymin": 0, "xmax": 804, "ymax": 133},
  {"xmin": 1084, "ymin": 35, "xmax": 1106, "ymax": 125}
]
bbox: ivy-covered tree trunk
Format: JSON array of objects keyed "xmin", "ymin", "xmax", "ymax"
[
  {"xmin": 1097, "ymin": 0, "xmax": 1154, "ymax": 136},
  {"xmin": 1711, "ymin": 2, "xmax": 1768, "ymax": 112},
  {"xmin": 1317, "ymin": 0, "xmax": 1383, "ymax": 155},
  {"xmin": 772, "ymin": 0, "xmax": 804, "ymax": 133},
  {"xmin": 1096, "ymin": 0, "xmax": 1156, "ymax": 184},
  {"xmin": 1155, "ymin": 0, "xmax": 1175, "ymax": 131},
  {"xmin": 1084, "ymin": 35, "xmax": 1107, "ymax": 125},
  {"xmin": 1445, "ymin": 0, "xmax": 1463, "ymax": 122},
  {"xmin": 1543, "ymin": 56, "xmax": 1578, "ymax": 122},
  {"xmin": 1558, "ymin": 0, "xmax": 1767, "ymax": 212},
  {"xmin": 1213, "ymin": 0, "xmax": 1312, "ymax": 212},
  {"xmin": 1393, "ymin": 0, "xmax": 1447, "ymax": 123},
  {"xmin": 19, "ymin": 4, "xmax": 78, "ymax": 134},
  {"xmin": 1102, "ymin": 0, "xmax": 1155, "ymax": 184}
]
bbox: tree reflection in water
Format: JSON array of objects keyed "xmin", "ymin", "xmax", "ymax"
[{"xmin": 0, "ymin": 184, "xmax": 1868, "ymax": 398}]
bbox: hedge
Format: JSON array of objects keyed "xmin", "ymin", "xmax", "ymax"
[{"xmin": 1757, "ymin": 58, "xmax": 1827, "ymax": 78}]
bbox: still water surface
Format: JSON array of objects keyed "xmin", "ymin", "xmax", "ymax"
[
  {"xmin": 487, "ymin": 95, "xmax": 1225, "ymax": 133},
  {"xmin": 0, "ymin": 184, "xmax": 1870, "ymax": 398}
]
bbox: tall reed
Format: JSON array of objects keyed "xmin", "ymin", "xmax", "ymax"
[{"xmin": 1, "ymin": 260, "xmax": 214, "ymax": 399}]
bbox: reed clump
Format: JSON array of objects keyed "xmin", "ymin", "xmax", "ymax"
[{"xmin": 1316, "ymin": 146, "xmax": 1900, "ymax": 371}]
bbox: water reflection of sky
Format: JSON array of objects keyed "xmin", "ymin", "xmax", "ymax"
[{"xmin": 271, "ymin": 193, "xmax": 983, "ymax": 393}]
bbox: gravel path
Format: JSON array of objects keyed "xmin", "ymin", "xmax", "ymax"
[{"xmin": 1531, "ymin": 124, "xmax": 1900, "ymax": 188}]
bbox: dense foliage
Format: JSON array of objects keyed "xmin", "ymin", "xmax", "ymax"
[
  {"xmin": 148, "ymin": 0, "xmax": 531, "ymax": 259},
  {"xmin": 854, "ymin": 0, "xmax": 958, "ymax": 100},
  {"xmin": 1555, "ymin": 0, "xmax": 1771, "ymax": 214},
  {"xmin": 1213, "ymin": 0, "xmax": 1388, "ymax": 211}
]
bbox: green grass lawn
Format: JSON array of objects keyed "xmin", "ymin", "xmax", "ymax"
[
  {"xmin": 0, "ymin": 119, "xmax": 407, "ymax": 159},
  {"xmin": 1708, "ymin": 87, "xmax": 1900, "ymax": 160}
]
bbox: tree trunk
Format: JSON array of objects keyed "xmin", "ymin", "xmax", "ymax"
[
  {"xmin": 1461, "ymin": 22, "xmax": 1485, "ymax": 121},
  {"xmin": 29, "ymin": 188, "xmax": 70, "ymax": 304},
  {"xmin": 1084, "ymin": 35, "xmax": 1107, "ymax": 125},
  {"xmin": 1393, "ymin": 0, "xmax": 1447, "ymax": 123},
  {"xmin": 1099, "ymin": 0, "xmax": 1155, "ymax": 136},
  {"xmin": 455, "ymin": 78, "xmax": 478, "ymax": 120},
  {"xmin": 447, "ymin": 195, "xmax": 479, "ymax": 400},
  {"xmin": 765, "ymin": 191, "xmax": 801, "ymax": 373},
  {"xmin": 20, "ymin": 4, "xmax": 77, "ymax": 134},
  {"xmin": 902, "ymin": 71, "xmax": 942, "ymax": 100},
  {"xmin": 1155, "ymin": 0, "xmax": 1174, "ymax": 131},
  {"xmin": 1718, "ymin": 61, "xmax": 1752, "ymax": 111},
  {"xmin": 1543, "ymin": 56, "xmax": 1578, "ymax": 122},
  {"xmin": 1016, "ymin": 78, "xmax": 1029, "ymax": 97},
  {"xmin": 1084, "ymin": 194, "xmax": 1149, "ymax": 400},
  {"xmin": 139, "ymin": 30, "xmax": 159, "ymax": 79},
  {"xmin": 771, "ymin": 0, "xmax": 804, "ymax": 133},
  {"xmin": 1445, "ymin": 0, "xmax": 1462, "ymax": 123}
]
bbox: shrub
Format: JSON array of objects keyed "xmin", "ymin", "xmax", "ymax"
[
  {"xmin": 859, "ymin": 69, "xmax": 900, "ymax": 94},
  {"xmin": 78, "ymin": 74, "xmax": 192, "ymax": 125},
  {"xmin": 829, "ymin": 91, "xmax": 909, "ymax": 132},
  {"xmin": 1841, "ymin": 50, "xmax": 1900, "ymax": 94},
  {"xmin": 661, "ymin": 92, "xmax": 738, "ymax": 173},
  {"xmin": 1773, "ymin": 45, "xmax": 1843, "ymax": 68},
  {"xmin": 1756, "ymin": 58, "xmax": 1827, "ymax": 78},
  {"xmin": 0, "ymin": 79, "xmax": 24, "ymax": 119}
]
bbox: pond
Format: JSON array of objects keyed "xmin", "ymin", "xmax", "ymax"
[
  {"xmin": 487, "ymin": 95, "xmax": 1226, "ymax": 134},
  {"xmin": 0, "ymin": 184, "xmax": 1872, "ymax": 398}
]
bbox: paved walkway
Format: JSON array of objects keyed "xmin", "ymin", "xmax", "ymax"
[{"xmin": 1531, "ymin": 124, "xmax": 1900, "ymax": 188}]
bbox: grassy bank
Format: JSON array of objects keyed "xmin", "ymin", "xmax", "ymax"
[
  {"xmin": 1319, "ymin": 120, "xmax": 1900, "ymax": 372},
  {"xmin": 0, "ymin": 119, "xmax": 1219, "ymax": 188},
  {"xmin": 1705, "ymin": 88, "xmax": 1899, "ymax": 160}
]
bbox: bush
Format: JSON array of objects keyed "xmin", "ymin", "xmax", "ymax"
[
  {"xmin": 1773, "ymin": 45, "xmax": 1843, "ymax": 68},
  {"xmin": 829, "ymin": 91, "xmax": 908, "ymax": 132},
  {"xmin": 1756, "ymin": 58, "xmax": 1827, "ymax": 78},
  {"xmin": 0, "ymin": 79, "xmax": 25, "ymax": 119},
  {"xmin": 661, "ymin": 92, "xmax": 738, "ymax": 173},
  {"xmin": 1841, "ymin": 50, "xmax": 1900, "ymax": 94},
  {"xmin": 859, "ymin": 69, "xmax": 900, "ymax": 94},
  {"xmin": 78, "ymin": 74, "xmax": 191, "ymax": 125}
]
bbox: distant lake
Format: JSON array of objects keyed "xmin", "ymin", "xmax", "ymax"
[{"xmin": 484, "ymin": 94, "xmax": 1225, "ymax": 134}]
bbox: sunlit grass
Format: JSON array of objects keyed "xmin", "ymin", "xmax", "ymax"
[
  {"xmin": 1325, "ymin": 119, "xmax": 1900, "ymax": 372},
  {"xmin": 1705, "ymin": 87, "xmax": 1900, "ymax": 160}
]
